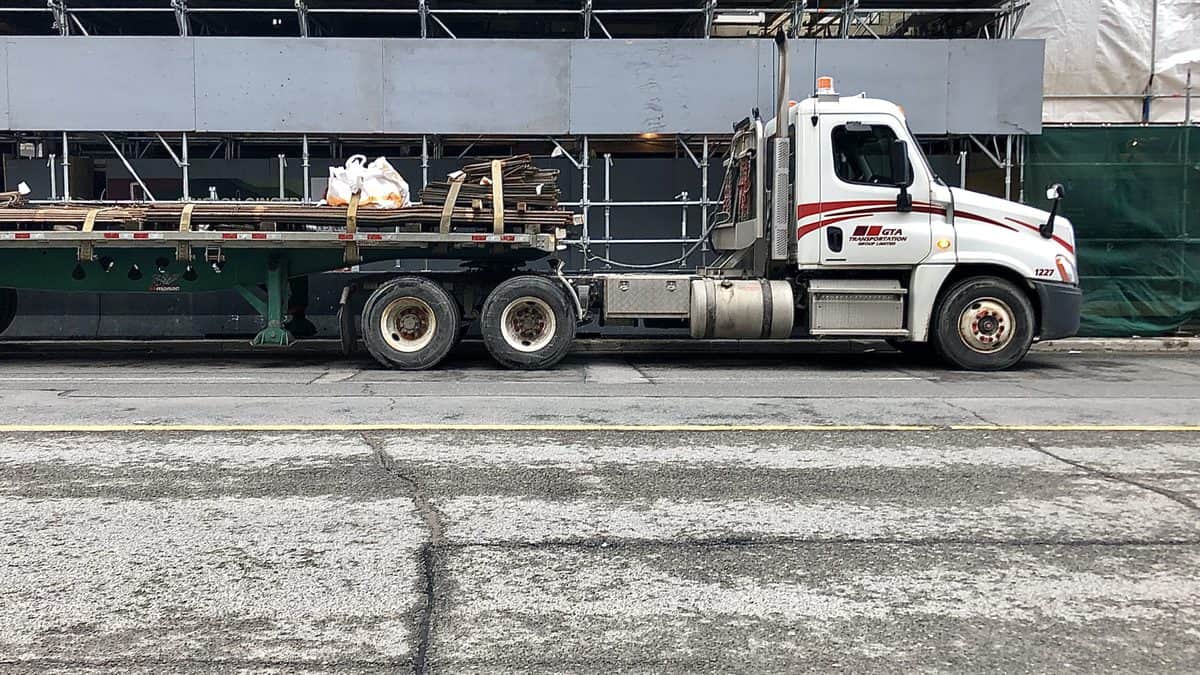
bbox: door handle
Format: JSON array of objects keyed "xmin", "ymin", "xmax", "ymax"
[{"xmin": 827, "ymin": 226, "xmax": 843, "ymax": 253}]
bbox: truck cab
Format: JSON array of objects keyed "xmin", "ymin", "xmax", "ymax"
[{"xmin": 701, "ymin": 73, "xmax": 1081, "ymax": 370}]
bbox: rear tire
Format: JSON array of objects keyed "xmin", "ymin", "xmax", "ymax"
[
  {"xmin": 932, "ymin": 276, "xmax": 1034, "ymax": 371},
  {"xmin": 361, "ymin": 277, "xmax": 460, "ymax": 370},
  {"xmin": 481, "ymin": 275, "xmax": 576, "ymax": 370},
  {"xmin": 0, "ymin": 288, "xmax": 16, "ymax": 335}
]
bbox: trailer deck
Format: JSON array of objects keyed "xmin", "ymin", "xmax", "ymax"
[{"xmin": 0, "ymin": 197, "xmax": 568, "ymax": 348}]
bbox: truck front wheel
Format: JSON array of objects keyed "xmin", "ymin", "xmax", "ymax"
[
  {"xmin": 362, "ymin": 277, "xmax": 460, "ymax": 370},
  {"xmin": 481, "ymin": 276, "xmax": 576, "ymax": 370},
  {"xmin": 932, "ymin": 276, "xmax": 1035, "ymax": 371},
  {"xmin": 0, "ymin": 289, "xmax": 16, "ymax": 335}
]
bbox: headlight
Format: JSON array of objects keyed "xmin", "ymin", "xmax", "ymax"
[{"xmin": 1055, "ymin": 255, "xmax": 1077, "ymax": 285}]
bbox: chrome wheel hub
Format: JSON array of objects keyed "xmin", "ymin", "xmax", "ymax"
[
  {"xmin": 957, "ymin": 297, "xmax": 1015, "ymax": 353},
  {"xmin": 500, "ymin": 296, "xmax": 555, "ymax": 353}
]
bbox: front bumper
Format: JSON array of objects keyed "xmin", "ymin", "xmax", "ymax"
[{"xmin": 1032, "ymin": 280, "xmax": 1082, "ymax": 340}]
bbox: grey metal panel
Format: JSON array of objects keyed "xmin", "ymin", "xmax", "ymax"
[
  {"xmin": 0, "ymin": 37, "xmax": 1044, "ymax": 136},
  {"xmin": 814, "ymin": 40, "xmax": 950, "ymax": 135},
  {"xmin": 570, "ymin": 39, "xmax": 764, "ymax": 134},
  {"xmin": 948, "ymin": 40, "xmax": 1044, "ymax": 134},
  {"xmin": 5, "ymin": 37, "xmax": 195, "ymax": 131},
  {"xmin": 195, "ymin": 38, "xmax": 383, "ymax": 133},
  {"xmin": 384, "ymin": 40, "xmax": 569, "ymax": 134},
  {"xmin": 0, "ymin": 41, "xmax": 9, "ymax": 130}
]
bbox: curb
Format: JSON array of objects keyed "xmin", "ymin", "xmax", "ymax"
[{"xmin": 1032, "ymin": 337, "xmax": 1200, "ymax": 353}]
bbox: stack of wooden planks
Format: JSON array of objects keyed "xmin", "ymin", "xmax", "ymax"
[
  {"xmin": 0, "ymin": 202, "xmax": 573, "ymax": 233},
  {"xmin": 0, "ymin": 156, "xmax": 574, "ymax": 235},
  {"xmin": 419, "ymin": 155, "xmax": 561, "ymax": 211}
]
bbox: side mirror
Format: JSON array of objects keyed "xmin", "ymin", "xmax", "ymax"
[
  {"xmin": 1041, "ymin": 183, "xmax": 1064, "ymax": 239},
  {"xmin": 890, "ymin": 139, "xmax": 912, "ymax": 213}
]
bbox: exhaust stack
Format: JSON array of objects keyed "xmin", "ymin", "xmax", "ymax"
[{"xmin": 770, "ymin": 32, "xmax": 791, "ymax": 261}]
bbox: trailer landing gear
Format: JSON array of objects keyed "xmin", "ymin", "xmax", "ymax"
[{"xmin": 235, "ymin": 257, "xmax": 296, "ymax": 348}]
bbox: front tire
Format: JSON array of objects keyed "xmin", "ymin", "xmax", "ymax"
[
  {"xmin": 362, "ymin": 277, "xmax": 460, "ymax": 370},
  {"xmin": 481, "ymin": 276, "xmax": 576, "ymax": 370},
  {"xmin": 932, "ymin": 276, "xmax": 1035, "ymax": 371},
  {"xmin": 0, "ymin": 289, "xmax": 16, "ymax": 335}
]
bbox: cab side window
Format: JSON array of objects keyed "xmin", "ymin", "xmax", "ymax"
[{"xmin": 831, "ymin": 123, "xmax": 911, "ymax": 187}]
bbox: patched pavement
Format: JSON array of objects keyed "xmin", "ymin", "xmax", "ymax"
[{"xmin": 0, "ymin": 349, "xmax": 1197, "ymax": 672}]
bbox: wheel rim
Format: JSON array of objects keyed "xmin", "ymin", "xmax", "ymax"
[
  {"xmin": 499, "ymin": 296, "xmax": 556, "ymax": 353},
  {"xmin": 957, "ymin": 296, "xmax": 1015, "ymax": 353},
  {"xmin": 380, "ymin": 296, "xmax": 437, "ymax": 353}
]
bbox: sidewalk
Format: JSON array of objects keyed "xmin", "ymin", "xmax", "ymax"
[{"xmin": 1033, "ymin": 337, "xmax": 1200, "ymax": 352}]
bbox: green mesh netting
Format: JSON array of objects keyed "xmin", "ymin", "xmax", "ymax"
[{"xmin": 1023, "ymin": 126, "xmax": 1198, "ymax": 336}]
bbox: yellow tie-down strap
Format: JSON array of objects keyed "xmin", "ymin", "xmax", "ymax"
[
  {"xmin": 439, "ymin": 172, "xmax": 466, "ymax": 234},
  {"xmin": 491, "ymin": 159, "xmax": 504, "ymax": 235},
  {"xmin": 179, "ymin": 203, "xmax": 195, "ymax": 232},
  {"xmin": 82, "ymin": 208, "xmax": 101, "ymax": 233},
  {"xmin": 175, "ymin": 203, "xmax": 196, "ymax": 262},
  {"xmin": 344, "ymin": 191, "xmax": 361, "ymax": 266}
]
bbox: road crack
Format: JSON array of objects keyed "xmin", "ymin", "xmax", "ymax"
[
  {"xmin": 941, "ymin": 399, "xmax": 996, "ymax": 426},
  {"xmin": 625, "ymin": 358, "xmax": 658, "ymax": 385},
  {"xmin": 1023, "ymin": 437, "xmax": 1200, "ymax": 514},
  {"xmin": 361, "ymin": 432, "xmax": 444, "ymax": 675}
]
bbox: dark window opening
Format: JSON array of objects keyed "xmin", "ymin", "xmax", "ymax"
[{"xmin": 831, "ymin": 123, "xmax": 911, "ymax": 187}]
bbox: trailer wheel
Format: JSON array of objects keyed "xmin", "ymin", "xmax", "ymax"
[
  {"xmin": 932, "ymin": 276, "xmax": 1034, "ymax": 371},
  {"xmin": 362, "ymin": 277, "xmax": 460, "ymax": 370},
  {"xmin": 0, "ymin": 288, "xmax": 16, "ymax": 335},
  {"xmin": 481, "ymin": 276, "xmax": 576, "ymax": 370}
]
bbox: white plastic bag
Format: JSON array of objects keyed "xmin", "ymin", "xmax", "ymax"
[{"xmin": 325, "ymin": 155, "xmax": 410, "ymax": 209}]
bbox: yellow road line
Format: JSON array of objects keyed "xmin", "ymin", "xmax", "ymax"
[
  {"xmin": 0, "ymin": 423, "xmax": 1197, "ymax": 433},
  {"xmin": 0, "ymin": 423, "xmax": 937, "ymax": 433}
]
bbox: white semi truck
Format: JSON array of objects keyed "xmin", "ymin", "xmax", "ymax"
[{"xmin": 0, "ymin": 36, "xmax": 1080, "ymax": 371}]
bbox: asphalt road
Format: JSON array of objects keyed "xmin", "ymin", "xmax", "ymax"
[{"xmin": 0, "ymin": 345, "xmax": 1198, "ymax": 673}]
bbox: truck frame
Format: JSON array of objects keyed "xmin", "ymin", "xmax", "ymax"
[{"xmin": 0, "ymin": 36, "xmax": 1081, "ymax": 371}]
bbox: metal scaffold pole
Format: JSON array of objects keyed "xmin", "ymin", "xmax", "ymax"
[
  {"xmin": 61, "ymin": 132, "xmax": 70, "ymax": 202},
  {"xmin": 1004, "ymin": 134, "xmax": 1013, "ymax": 201},
  {"xmin": 581, "ymin": 136, "xmax": 590, "ymax": 271},
  {"xmin": 48, "ymin": 154, "xmax": 57, "ymax": 201},
  {"xmin": 421, "ymin": 135, "xmax": 430, "ymax": 189},
  {"xmin": 302, "ymin": 135, "xmax": 311, "ymax": 203}
]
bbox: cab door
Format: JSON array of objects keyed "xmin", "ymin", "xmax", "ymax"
[{"xmin": 817, "ymin": 116, "xmax": 931, "ymax": 266}]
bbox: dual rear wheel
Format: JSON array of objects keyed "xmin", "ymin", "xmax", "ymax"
[{"xmin": 361, "ymin": 275, "xmax": 576, "ymax": 371}]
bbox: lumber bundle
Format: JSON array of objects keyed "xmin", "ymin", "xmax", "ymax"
[
  {"xmin": 419, "ymin": 155, "xmax": 562, "ymax": 211},
  {"xmin": 0, "ymin": 156, "xmax": 574, "ymax": 236},
  {"xmin": 0, "ymin": 202, "xmax": 573, "ymax": 232}
]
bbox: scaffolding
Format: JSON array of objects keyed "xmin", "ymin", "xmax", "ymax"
[
  {"xmin": 0, "ymin": 1, "xmax": 1030, "ymax": 273},
  {"xmin": 0, "ymin": 1, "xmax": 1025, "ymax": 40}
]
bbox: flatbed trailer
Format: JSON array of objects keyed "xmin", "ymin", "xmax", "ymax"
[{"xmin": 0, "ymin": 197, "xmax": 563, "ymax": 355}]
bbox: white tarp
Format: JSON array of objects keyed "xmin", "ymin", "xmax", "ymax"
[{"xmin": 1016, "ymin": 0, "xmax": 1198, "ymax": 123}]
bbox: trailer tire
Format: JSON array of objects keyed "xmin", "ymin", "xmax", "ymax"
[
  {"xmin": 362, "ymin": 277, "xmax": 460, "ymax": 370},
  {"xmin": 0, "ymin": 288, "xmax": 16, "ymax": 336},
  {"xmin": 932, "ymin": 276, "xmax": 1034, "ymax": 371},
  {"xmin": 481, "ymin": 276, "xmax": 576, "ymax": 370}
]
